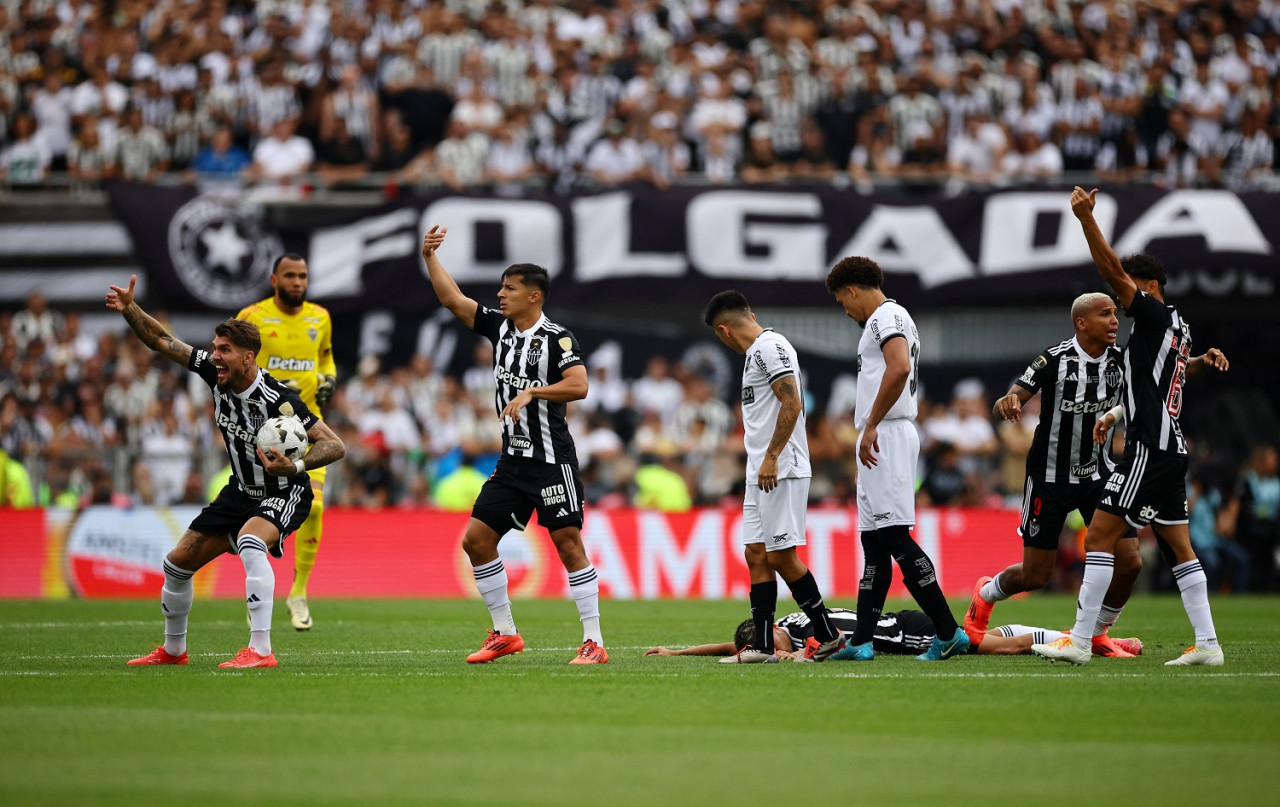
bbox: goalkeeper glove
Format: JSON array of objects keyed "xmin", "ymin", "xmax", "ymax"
[{"xmin": 316, "ymin": 374, "xmax": 337, "ymax": 408}]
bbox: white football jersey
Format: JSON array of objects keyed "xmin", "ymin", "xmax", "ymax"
[
  {"xmin": 740, "ymin": 329, "xmax": 812, "ymax": 482},
  {"xmin": 855, "ymin": 300, "xmax": 920, "ymax": 430}
]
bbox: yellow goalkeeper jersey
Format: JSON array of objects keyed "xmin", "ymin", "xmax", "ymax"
[{"xmin": 236, "ymin": 297, "xmax": 336, "ymax": 412}]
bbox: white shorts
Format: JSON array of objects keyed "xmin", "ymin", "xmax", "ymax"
[
  {"xmin": 856, "ymin": 419, "xmax": 918, "ymax": 532},
  {"xmin": 742, "ymin": 477, "xmax": 810, "ymax": 551}
]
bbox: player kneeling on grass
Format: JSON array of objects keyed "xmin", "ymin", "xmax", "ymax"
[
  {"xmin": 107, "ymin": 276, "xmax": 346, "ymax": 669},
  {"xmin": 644, "ymin": 608, "xmax": 1122, "ymax": 659}
]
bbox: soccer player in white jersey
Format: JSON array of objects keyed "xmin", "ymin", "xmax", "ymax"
[
  {"xmin": 825, "ymin": 257, "xmax": 970, "ymax": 662},
  {"xmin": 703, "ymin": 291, "xmax": 844, "ymax": 663}
]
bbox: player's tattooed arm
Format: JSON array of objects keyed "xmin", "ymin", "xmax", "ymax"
[
  {"xmin": 302, "ymin": 419, "xmax": 346, "ymax": 470},
  {"xmin": 759, "ymin": 375, "xmax": 802, "ymax": 491},
  {"xmin": 106, "ymin": 275, "xmax": 194, "ymax": 366}
]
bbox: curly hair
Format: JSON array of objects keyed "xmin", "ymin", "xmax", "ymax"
[
  {"xmin": 733, "ymin": 618, "xmax": 755, "ymax": 652},
  {"xmin": 825, "ymin": 256, "xmax": 884, "ymax": 292},
  {"xmin": 1120, "ymin": 252, "xmax": 1166, "ymax": 290}
]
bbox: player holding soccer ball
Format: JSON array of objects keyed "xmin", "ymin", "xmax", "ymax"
[
  {"xmin": 237, "ymin": 254, "xmax": 337, "ymax": 631},
  {"xmin": 107, "ymin": 275, "xmax": 345, "ymax": 669}
]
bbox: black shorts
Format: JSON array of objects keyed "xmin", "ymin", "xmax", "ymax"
[
  {"xmin": 1018, "ymin": 476, "xmax": 1107, "ymax": 551},
  {"xmin": 1096, "ymin": 443, "xmax": 1189, "ymax": 529},
  {"xmin": 472, "ymin": 455, "xmax": 584, "ymax": 535},
  {"xmin": 188, "ymin": 482, "xmax": 314, "ymax": 558}
]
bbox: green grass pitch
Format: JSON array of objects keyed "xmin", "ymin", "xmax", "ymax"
[{"xmin": 1, "ymin": 595, "xmax": 1277, "ymax": 807}]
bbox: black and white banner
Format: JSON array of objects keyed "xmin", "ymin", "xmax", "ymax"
[{"xmin": 105, "ymin": 182, "xmax": 1280, "ymax": 316}]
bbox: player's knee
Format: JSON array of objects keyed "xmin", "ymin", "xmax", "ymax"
[
  {"xmin": 1114, "ymin": 550, "xmax": 1143, "ymax": 578},
  {"xmin": 744, "ymin": 543, "xmax": 768, "ymax": 571}
]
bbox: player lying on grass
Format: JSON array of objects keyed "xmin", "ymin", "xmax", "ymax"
[{"xmin": 644, "ymin": 607, "xmax": 1143, "ymax": 660}]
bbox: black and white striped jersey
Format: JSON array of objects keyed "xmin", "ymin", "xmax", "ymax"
[
  {"xmin": 1120, "ymin": 290, "xmax": 1191, "ymax": 455},
  {"xmin": 187, "ymin": 348, "xmax": 317, "ymax": 498},
  {"xmin": 471, "ymin": 306, "xmax": 585, "ymax": 465},
  {"xmin": 777, "ymin": 607, "xmax": 935, "ymax": 654},
  {"xmin": 1014, "ymin": 336, "xmax": 1124, "ymax": 484}
]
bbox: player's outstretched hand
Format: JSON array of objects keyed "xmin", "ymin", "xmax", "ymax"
[
  {"xmin": 858, "ymin": 424, "xmax": 880, "ymax": 469},
  {"xmin": 106, "ymin": 275, "xmax": 137, "ymax": 311},
  {"xmin": 257, "ymin": 446, "xmax": 297, "ymax": 476},
  {"xmin": 1202, "ymin": 348, "xmax": 1229, "ymax": 372},
  {"xmin": 421, "ymin": 224, "xmax": 447, "ymax": 259},
  {"xmin": 1070, "ymin": 186, "xmax": 1097, "ymax": 220},
  {"xmin": 995, "ymin": 392, "xmax": 1022, "ymax": 422},
  {"xmin": 645, "ymin": 647, "xmax": 677, "ymax": 656}
]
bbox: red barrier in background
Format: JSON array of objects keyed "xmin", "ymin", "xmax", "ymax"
[{"xmin": 2, "ymin": 506, "xmax": 1025, "ymax": 599}]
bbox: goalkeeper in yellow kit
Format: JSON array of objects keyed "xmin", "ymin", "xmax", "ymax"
[{"xmin": 237, "ymin": 254, "xmax": 336, "ymax": 630}]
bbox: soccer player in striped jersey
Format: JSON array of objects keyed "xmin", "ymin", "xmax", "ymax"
[
  {"xmin": 1035, "ymin": 187, "xmax": 1230, "ymax": 667},
  {"xmin": 238, "ymin": 254, "xmax": 336, "ymax": 631},
  {"xmin": 421, "ymin": 226, "xmax": 607, "ymax": 665},
  {"xmin": 643, "ymin": 607, "xmax": 1091, "ymax": 659},
  {"xmin": 966, "ymin": 293, "xmax": 1144, "ymax": 658},
  {"xmin": 703, "ymin": 291, "xmax": 843, "ymax": 664},
  {"xmin": 107, "ymin": 276, "xmax": 345, "ymax": 669}
]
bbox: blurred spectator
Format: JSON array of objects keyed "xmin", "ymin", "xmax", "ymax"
[
  {"xmin": 0, "ymin": 112, "xmax": 50, "ymax": 186},
  {"xmin": 247, "ymin": 117, "xmax": 314, "ymax": 183},
  {"xmin": 12, "ymin": 292, "xmax": 64, "ymax": 351},
  {"xmin": 922, "ymin": 442, "xmax": 965, "ymax": 506},
  {"xmin": 189, "ymin": 124, "xmax": 250, "ymax": 185},
  {"xmin": 585, "ymin": 118, "xmax": 643, "ymax": 185},
  {"xmin": 113, "ymin": 106, "xmax": 169, "ymax": 181},
  {"xmin": 1236, "ymin": 445, "xmax": 1280, "ymax": 591},
  {"xmin": 1188, "ymin": 474, "xmax": 1250, "ymax": 593},
  {"xmin": 0, "ymin": 445, "xmax": 35, "ymax": 508}
]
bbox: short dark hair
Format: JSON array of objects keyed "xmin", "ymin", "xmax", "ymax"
[
  {"xmin": 733, "ymin": 618, "xmax": 754, "ymax": 652},
  {"xmin": 502, "ymin": 263, "xmax": 550, "ymax": 298},
  {"xmin": 272, "ymin": 253, "xmax": 307, "ymax": 274},
  {"xmin": 1120, "ymin": 253, "xmax": 1166, "ymax": 290},
  {"xmin": 826, "ymin": 256, "xmax": 884, "ymax": 292},
  {"xmin": 702, "ymin": 290, "xmax": 751, "ymax": 327},
  {"xmin": 214, "ymin": 318, "xmax": 261, "ymax": 354}
]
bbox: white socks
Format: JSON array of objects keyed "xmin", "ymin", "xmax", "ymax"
[
  {"xmin": 981, "ymin": 574, "xmax": 1010, "ymax": 603},
  {"xmin": 997, "ymin": 624, "xmax": 1066, "ymax": 644},
  {"xmin": 1094, "ymin": 604, "xmax": 1124, "ymax": 638},
  {"xmin": 161, "ymin": 558, "xmax": 194, "ymax": 656},
  {"xmin": 1173, "ymin": 559, "xmax": 1220, "ymax": 649},
  {"xmin": 1071, "ymin": 552, "xmax": 1114, "ymax": 649},
  {"xmin": 473, "ymin": 558, "xmax": 516, "ymax": 635},
  {"xmin": 568, "ymin": 565, "xmax": 602, "ymax": 645},
  {"xmin": 238, "ymin": 535, "xmax": 274, "ymax": 656}
]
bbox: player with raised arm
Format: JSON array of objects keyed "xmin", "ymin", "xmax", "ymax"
[
  {"xmin": 1034, "ymin": 187, "xmax": 1230, "ymax": 667},
  {"xmin": 107, "ymin": 276, "xmax": 346, "ymax": 668},
  {"xmin": 238, "ymin": 254, "xmax": 336, "ymax": 631},
  {"xmin": 965, "ymin": 293, "xmax": 1144, "ymax": 658},
  {"xmin": 703, "ymin": 291, "xmax": 844, "ymax": 664},
  {"xmin": 421, "ymin": 226, "xmax": 607, "ymax": 665},
  {"xmin": 825, "ymin": 257, "xmax": 970, "ymax": 662},
  {"xmin": 644, "ymin": 607, "xmax": 1096, "ymax": 659}
]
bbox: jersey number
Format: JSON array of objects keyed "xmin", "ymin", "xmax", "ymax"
[
  {"xmin": 1166, "ymin": 357, "xmax": 1187, "ymax": 417},
  {"xmin": 909, "ymin": 343, "xmax": 920, "ymax": 396}
]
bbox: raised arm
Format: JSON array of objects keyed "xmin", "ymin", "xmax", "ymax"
[
  {"xmin": 105, "ymin": 275, "xmax": 194, "ymax": 367},
  {"xmin": 758, "ymin": 374, "xmax": 802, "ymax": 492},
  {"xmin": 421, "ymin": 225, "xmax": 479, "ymax": 329},
  {"xmin": 1070, "ymin": 186, "xmax": 1136, "ymax": 309}
]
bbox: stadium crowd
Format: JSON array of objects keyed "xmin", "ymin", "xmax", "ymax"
[
  {"xmin": 1, "ymin": 294, "xmax": 1277, "ymax": 592},
  {"xmin": 2, "ymin": 0, "xmax": 1280, "ymax": 192}
]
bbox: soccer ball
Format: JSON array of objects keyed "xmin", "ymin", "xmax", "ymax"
[{"xmin": 256, "ymin": 416, "xmax": 309, "ymax": 462}]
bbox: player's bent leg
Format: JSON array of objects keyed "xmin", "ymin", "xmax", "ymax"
[
  {"xmin": 551, "ymin": 526, "xmax": 607, "ymax": 663},
  {"xmin": 1152, "ymin": 523, "xmax": 1223, "ymax": 665},
  {"xmin": 1093, "ymin": 536, "xmax": 1143, "ymax": 656},
  {"xmin": 1046, "ymin": 511, "xmax": 1129, "ymax": 663},
  {"xmin": 461, "ymin": 517, "xmax": 523, "ymax": 661},
  {"xmin": 130, "ymin": 530, "xmax": 229, "ymax": 666},
  {"xmin": 767, "ymin": 545, "xmax": 841, "ymax": 660}
]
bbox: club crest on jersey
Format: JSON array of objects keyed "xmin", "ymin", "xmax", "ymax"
[
  {"xmin": 1104, "ymin": 360, "xmax": 1121, "ymax": 387},
  {"xmin": 308, "ymin": 327, "xmax": 317, "ymax": 342},
  {"xmin": 1028, "ymin": 522, "xmax": 1040, "ymax": 537},
  {"xmin": 526, "ymin": 337, "xmax": 543, "ymax": 366}
]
